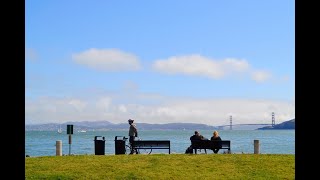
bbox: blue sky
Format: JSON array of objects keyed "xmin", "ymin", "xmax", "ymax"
[{"xmin": 26, "ymin": 0, "xmax": 295, "ymax": 126}]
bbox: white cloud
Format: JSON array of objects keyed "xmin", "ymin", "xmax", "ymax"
[
  {"xmin": 95, "ymin": 97, "xmax": 112, "ymax": 111},
  {"xmin": 220, "ymin": 58, "xmax": 250, "ymax": 73},
  {"xmin": 118, "ymin": 105, "xmax": 127, "ymax": 113},
  {"xmin": 72, "ymin": 48, "xmax": 141, "ymax": 71},
  {"xmin": 68, "ymin": 99, "xmax": 87, "ymax": 111},
  {"xmin": 151, "ymin": 54, "xmax": 289, "ymax": 84},
  {"xmin": 26, "ymin": 92, "xmax": 295, "ymax": 126},
  {"xmin": 251, "ymin": 70, "xmax": 272, "ymax": 83},
  {"xmin": 153, "ymin": 55, "xmax": 225, "ymax": 78},
  {"xmin": 26, "ymin": 96, "xmax": 114, "ymax": 124},
  {"xmin": 152, "ymin": 55, "xmax": 250, "ymax": 79}
]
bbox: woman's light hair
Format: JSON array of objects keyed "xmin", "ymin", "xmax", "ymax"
[{"xmin": 213, "ymin": 131, "xmax": 219, "ymax": 137}]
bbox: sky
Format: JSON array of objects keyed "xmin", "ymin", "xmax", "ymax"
[{"xmin": 25, "ymin": 0, "xmax": 295, "ymax": 126}]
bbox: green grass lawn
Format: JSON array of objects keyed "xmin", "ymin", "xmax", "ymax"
[{"xmin": 25, "ymin": 154, "xmax": 294, "ymax": 179}]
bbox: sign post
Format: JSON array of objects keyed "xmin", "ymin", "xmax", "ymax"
[{"xmin": 67, "ymin": 124, "xmax": 73, "ymax": 155}]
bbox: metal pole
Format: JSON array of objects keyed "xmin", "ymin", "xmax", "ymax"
[
  {"xmin": 69, "ymin": 134, "xmax": 72, "ymax": 155},
  {"xmin": 254, "ymin": 140, "xmax": 260, "ymax": 154}
]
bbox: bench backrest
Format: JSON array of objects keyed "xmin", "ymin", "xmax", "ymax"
[
  {"xmin": 132, "ymin": 140, "xmax": 170, "ymax": 148},
  {"xmin": 191, "ymin": 140, "xmax": 230, "ymax": 149}
]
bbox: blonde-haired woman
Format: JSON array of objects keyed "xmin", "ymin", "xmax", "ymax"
[{"xmin": 211, "ymin": 130, "xmax": 222, "ymax": 154}]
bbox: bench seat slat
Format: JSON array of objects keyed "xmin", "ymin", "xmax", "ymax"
[
  {"xmin": 132, "ymin": 140, "xmax": 171, "ymax": 154},
  {"xmin": 191, "ymin": 140, "xmax": 231, "ymax": 154}
]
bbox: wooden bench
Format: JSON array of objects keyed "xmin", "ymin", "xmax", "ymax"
[
  {"xmin": 132, "ymin": 140, "xmax": 171, "ymax": 154},
  {"xmin": 191, "ymin": 140, "xmax": 231, "ymax": 154}
]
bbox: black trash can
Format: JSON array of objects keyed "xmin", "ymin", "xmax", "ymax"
[
  {"xmin": 114, "ymin": 136, "xmax": 127, "ymax": 155},
  {"xmin": 94, "ymin": 136, "xmax": 105, "ymax": 155}
]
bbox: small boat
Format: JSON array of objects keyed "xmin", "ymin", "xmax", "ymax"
[
  {"xmin": 78, "ymin": 130, "xmax": 86, "ymax": 133},
  {"xmin": 58, "ymin": 125, "xmax": 62, "ymax": 133}
]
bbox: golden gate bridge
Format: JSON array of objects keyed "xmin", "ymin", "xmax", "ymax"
[{"xmin": 217, "ymin": 112, "xmax": 276, "ymax": 130}]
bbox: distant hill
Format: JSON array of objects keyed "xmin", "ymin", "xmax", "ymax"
[
  {"xmin": 26, "ymin": 119, "xmax": 296, "ymax": 131},
  {"xmin": 25, "ymin": 120, "xmax": 217, "ymax": 131},
  {"xmin": 257, "ymin": 119, "xmax": 295, "ymax": 130}
]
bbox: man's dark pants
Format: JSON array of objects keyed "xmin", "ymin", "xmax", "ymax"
[{"xmin": 129, "ymin": 136, "xmax": 137, "ymax": 154}]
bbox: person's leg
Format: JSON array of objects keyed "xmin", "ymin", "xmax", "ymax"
[
  {"xmin": 129, "ymin": 136, "xmax": 134, "ymax": 154},
  {"xmin": 213, "ymin": 149, "xmax": 219, "ymax": 154},
  {"xmin": 131, "ymin": 136, "xmax": 138, "ymax": 154},
  {"xmin": 133, "ymin": 137, "xmax": 138, "ymax": 154}
]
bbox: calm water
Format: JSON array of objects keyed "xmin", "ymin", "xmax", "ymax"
[{"xmin": 25, "ymin": 130, "xmax": 295, "ymax": 157}]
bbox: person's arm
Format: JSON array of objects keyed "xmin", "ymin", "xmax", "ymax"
[
  {"xmin": 200, "ymin": 135, "xmax": 204, "ymax": 139},
  {"xmin": 133, "ymin": 124, "xmax": 138, "ymax": 137}
]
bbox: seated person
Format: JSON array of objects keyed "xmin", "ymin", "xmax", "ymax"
[
  {"xmin": 188, "ymin": 131, "xmax": 208, "ymax": 153},
  {"xmin": 190, "ymin": 131, "xmax": 206, "ymax": 140},
  {"xmin": 210, "ymin": 130, "xmax": 222, "ymax": 154}
]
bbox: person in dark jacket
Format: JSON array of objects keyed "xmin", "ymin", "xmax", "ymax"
[
  {"xmin": 186, "ymin": 131, "xmax": 207, "ymax": 154},
  {"xmin": 210, "ymin": 130, "xmax": 222, "ymax": 154},
  {"xmin": 128, "ymin": 119, "xmax": 138, "ymax": 154},
  {"xmin": 190, "ymin": 131, "xmax": 206, "ymax": 140}
]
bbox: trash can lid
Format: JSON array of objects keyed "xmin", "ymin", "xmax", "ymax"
[{"xmin": 94, "ymin": 136, "xmax": 105, "ymax": 140}]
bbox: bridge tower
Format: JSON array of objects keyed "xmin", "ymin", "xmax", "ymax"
[
  {"xmin": 271, "ymin": 112, "xmax": 275, "ymax": 127},
  {"xmin": 229, "ymin": 115, "xmax": 232, "ymax": 130}
]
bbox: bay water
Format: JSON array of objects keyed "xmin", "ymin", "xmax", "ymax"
[{"xmin": 25, "ymin": 130, "xmax": 294, "ymax": 157}]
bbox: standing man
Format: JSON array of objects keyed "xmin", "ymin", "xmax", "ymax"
[{"xmin": 128, "ymin": 119, "xmax": 138, "ymax": 154}]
